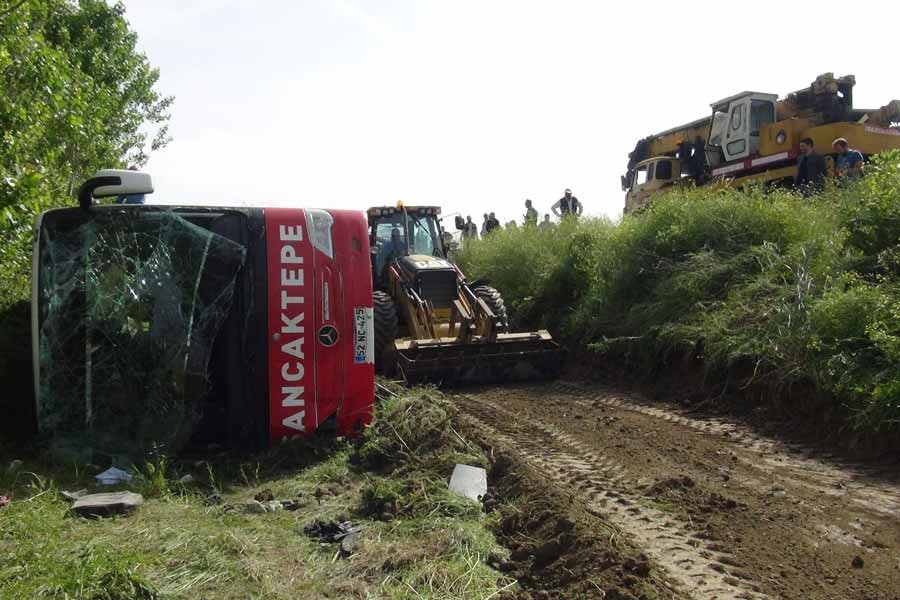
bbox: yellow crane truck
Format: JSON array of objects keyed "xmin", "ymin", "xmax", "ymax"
[{"xmin": 622, "ymin": 73, "xmax": 900, "ymax": 213}]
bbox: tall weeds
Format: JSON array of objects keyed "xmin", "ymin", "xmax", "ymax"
[{"xmin": 458, "ymin": 151, "xmax": 900, "ymax": 433}]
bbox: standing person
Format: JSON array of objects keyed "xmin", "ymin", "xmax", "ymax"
[
  {"xmin": 538, "ymin": 214, "xmax": 553, "ymax": 231},
  {"xmin": 461, "ymin": 215, "xmax": 478, "ymax": 245},
  {"xmin": 832, "ymin": 138, "xmax": 864, "ymax": 179},
  {"xmin": 794, "ymin": 137, "xmax": 828, "ymax": 194},
  {"xmin": 691, "ymin": 135, "xmax": 706, "ymax": 184},
  {"xmin": 524, "ymin": 199, "xmax": 538, "ymax": 226},
  {"xmin": 551, "ymin": 188, "xmax": 582, "ymax": 218},
  {"xmin": 485, "ymin": 212, "xmax": 501, "ymax": 234},
  {"xmin": 480, "ymin": 213, "xmax": 490, "ymax": 237},
  {"xmin": 377, "ymin": 227, "xmax": 405, "ymax": 280}
]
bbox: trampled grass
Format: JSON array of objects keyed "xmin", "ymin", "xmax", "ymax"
[
  {"xmin": 458, "ymin": 151, "xmax": 900, "ymax": 433},
  {"xmin": 0, "ymin": 387, "xmax": 510, "ymax": 599}
]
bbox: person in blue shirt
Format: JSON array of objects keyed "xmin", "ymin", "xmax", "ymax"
[
  {"xmin": 376, "ymin": 227, "xmax": 406, "ymax": 279},
  {"xmin": 832, "ymin": 138, "xmax": 864, "ymax": 179}
]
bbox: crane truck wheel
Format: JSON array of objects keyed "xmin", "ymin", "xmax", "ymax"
[
  {"xmin": 473, "ymin": 285, "xmax": 509, "ymax": 332},
  {"xmin": 373, "ymin": 290, "xmax": 399, "ymax": 375}
]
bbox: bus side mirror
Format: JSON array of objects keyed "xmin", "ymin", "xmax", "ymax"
[{"xmin": 77, "ymin": 169, "xmax": 153, "ymax": 209}]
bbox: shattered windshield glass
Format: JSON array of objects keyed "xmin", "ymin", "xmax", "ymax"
[{"xmin": 36, "ymin": 209, "xmax": 246, "ymax": 461}]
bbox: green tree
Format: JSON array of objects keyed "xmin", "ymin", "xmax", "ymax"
[{"xmin": 0, "ymin": 0, "xmax": 172, "ymax": 305}]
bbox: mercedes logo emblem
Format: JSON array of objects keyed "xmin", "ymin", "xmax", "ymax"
[{"xmin": 318, "ymin": 325, "xmax": 339, "ymax": 347}]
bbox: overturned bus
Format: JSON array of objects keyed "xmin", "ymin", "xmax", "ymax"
[{"xmin": 31, "ymin": 170, "xmax": 374, "ymax": 458}]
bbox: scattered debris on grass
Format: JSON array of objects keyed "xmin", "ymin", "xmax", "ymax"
[
  {"xmin": 303, "ymin": 519, "xmax": 362, "ymax": 558},
  {"xmin": 0, "ymin": 385, "xmax": 513, "ymax": 599},
  {"xmin": 95, "ymin": 466, "xmax": 134, "ymax": 485},
  {"xmin": 60, "ymin": 489, "xmax": 87, "ymax": 502},
  {"xmin": 449, "ymin": 463, "xmax": 488, "ymax": 502},
  {"xmin": 70, "ymin": 491, "xmax": 144, "ymax": 518}
]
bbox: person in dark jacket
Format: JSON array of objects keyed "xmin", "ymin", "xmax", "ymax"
[
  {"xmin": 460, "ymin": 215, "xmax": 478, "ymax": 246},
  {"xmin": 485, "ymin": 212, "xmax": 501, "ymax": 234},
  {"xmin": 551, "ymin": 188, "xmax": 582, "ymax": 218},
  {"xmin": 691, "ymin": 135, "xmax": 706, "ymax": 184},
  {"xmin": 794, "ymin": 137, "xmax": 827, "ymax": 195}
]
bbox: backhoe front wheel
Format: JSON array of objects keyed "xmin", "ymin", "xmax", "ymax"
[
  {"xmin": 473, "ymin": 285, "xmax": 509, "ymax": 332},
  {"xmin": 373, "ymin": 291, "xmax": 399, "ymax": 375}
]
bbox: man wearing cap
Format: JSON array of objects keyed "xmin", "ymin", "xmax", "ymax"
[
  {"xmin": 552, "ymin": 188, "xmax": 583, "ymax": 218},
  {"xmin": 832, "ymin": 138, "xmax": 864, "ymax": 179}
]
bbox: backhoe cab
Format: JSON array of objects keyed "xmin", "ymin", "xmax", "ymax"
[{"xmin": 367, "ymin": 203, "xmax": 563, "ymax": 385}]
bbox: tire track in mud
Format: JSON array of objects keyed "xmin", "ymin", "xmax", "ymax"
[
  {"xmin": 554, "ymin": 381, "xmax": 900, "ymax": 518},
  {"xmin": 456, "ymin": 393, "xmax": 771, "ymax": 600}
]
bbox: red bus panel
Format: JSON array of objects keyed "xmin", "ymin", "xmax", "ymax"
[
  {"xmin": 265, "ymin": 208, "xmax": 373, "ymax": 443},
  {"xmin": 266, "ymin": 208, "xmax": 317, "ymax": 441}
]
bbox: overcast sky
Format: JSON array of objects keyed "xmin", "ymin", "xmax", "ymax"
[{"xmin": 123, "ymin": 0, "xmax": 897, "ymax": 223}]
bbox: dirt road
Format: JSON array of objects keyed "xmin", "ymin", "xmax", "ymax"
[{"xmin": 454, "ymin": 381, "xmax": 900, "ymax": 600}]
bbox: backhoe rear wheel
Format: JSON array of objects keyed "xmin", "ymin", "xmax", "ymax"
[
  {"xmin": 473, "ymin": 285, "xmax": 509, "ymax": 332},
  {"xmin": 373, "ymin": 290, "xmax": 399, "ymax": 375}
]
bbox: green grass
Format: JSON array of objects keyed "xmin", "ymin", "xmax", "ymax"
[
  {"xmin": 0, "ymin": 387, "xmax": 511, "ymax": 599},
  {"xmin": 458, "ymin": 151, "xmax": 900, "ymax": 433}
]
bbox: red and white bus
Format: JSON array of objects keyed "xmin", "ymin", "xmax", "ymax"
[{"xmin": 31, "ymin": 170, "xmax": 373, "ymax": 453}]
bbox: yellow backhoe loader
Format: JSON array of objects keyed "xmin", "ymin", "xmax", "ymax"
[{"xmin": 367, "ymin": 203, "xmax": 563, "ymax": 385}]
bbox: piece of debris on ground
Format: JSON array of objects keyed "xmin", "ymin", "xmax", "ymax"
[
  {"xmin": 70, "ymin": 491, "xmax": 144, "ymax": 518},
  {"xmin": 449, "ymin": 463, "xmax": 488, "ymax": 502}
]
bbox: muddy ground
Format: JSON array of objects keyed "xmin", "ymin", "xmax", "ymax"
[{"xmin": 455, "ymin": 381, "xmax": 900, "ymax": 600}]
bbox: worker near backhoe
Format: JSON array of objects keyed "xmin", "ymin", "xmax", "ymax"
[
  {"xmin": 794, "ymin": 137, "xmax": 827, "ymax": 194},
  {"xmin": 832, "ymin": 138, "xmax": 864, "ymax": 179},
  {"xmin": 551, "ymin": 188, "xmax": 582, "ymax": 218},
  {"xmin": 524, "ymin": 199, "xmax": 538, "ymax": 226},
  {"xmin": 376, "ymin": 227, "xmax": 405, "ymax": 279},
  {"xmin": 461, "ymin": 215, "xmax": 478, "ymax": 244}
]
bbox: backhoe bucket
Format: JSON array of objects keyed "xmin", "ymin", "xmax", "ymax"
[{"xmin": 394, "ymin": 330, "xmax": 565, "ymax": 386}]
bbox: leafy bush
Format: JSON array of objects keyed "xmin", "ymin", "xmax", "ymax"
[
  {"xmin": 457, "ymin": 152, "xmax": 900, "ymax": 432},
  {"xmin": 1, "ymin": 0, "xmax": 172, "ymax": 310}
]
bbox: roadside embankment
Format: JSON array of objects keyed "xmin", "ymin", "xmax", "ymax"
[{"xmin": 458, "ymin": 151, "xmax": 900, "ymax": 441}]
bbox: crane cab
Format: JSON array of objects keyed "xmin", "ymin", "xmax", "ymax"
[
  {"xmin": 707, "ymin": 92, "xmax": 778, "ymax": 165},
  {"xmin": 623, "ymin": 156, "xmax": 681, "ymax": 214}
]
